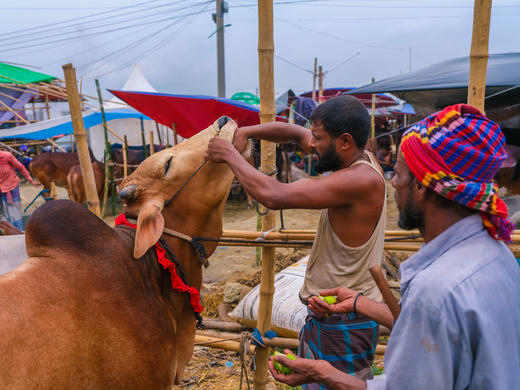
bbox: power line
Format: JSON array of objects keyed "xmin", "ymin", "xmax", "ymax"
[
  {"xmin": 2, "ymin": 1, "xmax": 211, "ymax": 47},
  {"xmin": 274, "ymin": 55, "xmax": 313, "ymax": 74}
]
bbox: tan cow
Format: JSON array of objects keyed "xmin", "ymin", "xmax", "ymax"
[
  {"xmin": 66, "ymin": 161, "xmax": 105, "ymax": 204},
  {"xmin": 0, "ymin": 117, "xmax": 249, "ymax": 389}
]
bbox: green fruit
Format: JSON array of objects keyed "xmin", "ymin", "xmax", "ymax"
[
  {"xmin": 272, "ymin": 351, "xmax": 296, "ymax": 375},
  {"xmin": 318, "ymin": 295, "xmax": 337, "ymax": 304}
]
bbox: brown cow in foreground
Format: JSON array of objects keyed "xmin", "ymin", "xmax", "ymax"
[
  {"xmin": 0, "ymin": 117, "xmax": 248, "ymax": 388},
  {"xmin": 29, "ymin": 150, "xmax": 97, "ymax": 195},
  {"xmin": 66, "ymin": 161, "xmax": 105, "ymax": 204}
]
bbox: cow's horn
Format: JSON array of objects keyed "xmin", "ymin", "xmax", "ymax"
[{"xmin": 217, "ymin": 116, "xmax": 231, "ymax": 129}]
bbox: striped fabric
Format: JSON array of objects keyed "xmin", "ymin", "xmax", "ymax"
[
  {"xmin": 298, "ymin": 311, "xmax": 379, "ymax": 389},
  {"xmin": 0, "ymin": 150, "xmax": 32, "ymax": 193},
  {"xmin": 401, "ymin": 104, "xmax": 513, "ymax": 242}
]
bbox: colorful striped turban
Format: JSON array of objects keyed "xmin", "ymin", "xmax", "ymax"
[{"xmin": 401, "ymin": 104, "xmax": 513, "ymax": 242}]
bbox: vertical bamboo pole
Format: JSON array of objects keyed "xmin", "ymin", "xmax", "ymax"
[
  {"xmin": 140, "ymin": 118, "xmax": 148, "ymax": 158},
  {"xmin": 95, "ymin": 79, "xmax": 112, "ymax": 218},
  {"xmin": 318, "ymin": 65, "xmax": 323, "ymax": 104},
  {"xmin": 31, "ymin": 101, "xmax": 36, "ymax": 121},
  {"xmin": 255, "ymin": 1, "xmax": 276, "ymax": 389},
  {"xmin": 467, "ymin": 0, "xmax": 492, "ymax": 112},
  {"xmin": 166, "ymin": 126, "xmax": 170, "ymax": 148},
  {"xmin": 123, "ymin": 135, "xmax": 129, "ymax": 178},
  {"xmin": 371, "ymin": 77, "xmax": 376, "ymax": 138},
  {"xmin": 155, "ymin": 121, "xmax": 163, "ymax": 145},
  {"xmin": 149, "ymin": 131, "xmax": 155, "ymax": 154},
  {"xmin": 172, "ymin": 122, "xmax": 179, "ymax": 145},
  {"xmin": 45, "ymin": 93, "xmax": 50, "ymax": 119},
  {"xmin": 312, "ymin": 57, "xmax": 317, "ymax": 103},
  {"xmin": 62, "ymin": 63, "xmax": 100, "ymax": 217}
]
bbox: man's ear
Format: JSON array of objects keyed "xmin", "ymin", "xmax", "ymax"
[
  {"xmin": 134, "ymin": 200, "xmax": 164, "ymax": 258},
  {"xmin": 414, "ymin": 180, "xmax": 428, "ymax": 201},
  {"xmin": 338, "ymin": 133, "xmax": 354, "ymax": 150}
]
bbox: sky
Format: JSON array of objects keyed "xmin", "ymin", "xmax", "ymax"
[{"xmin": 1, "ymin": 0, "xmax": 519, "ymax": 102}]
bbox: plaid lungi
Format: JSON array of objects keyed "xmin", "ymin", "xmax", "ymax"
[
  {"xmin": 0, "ymin": 187, "xmax": 24, "ymax": 230},
  {"xmin": 298, "ymin": 310, "xmax": 379, "ymax": 389}
]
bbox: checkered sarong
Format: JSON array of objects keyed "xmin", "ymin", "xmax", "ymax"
[
  {"xmin": 298, "ymin": 311, "xmax": 379, "ymax": 389},
  {"xmin": 0, "ymin": 187, "xmax": 23, "ymax": 230}
]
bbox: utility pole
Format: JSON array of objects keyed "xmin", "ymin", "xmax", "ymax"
[
  {"xmin": 312, "ymin": 57, "xmax": 317, "ymax": 103},
  {"xmin": 214, "ymin": 0, "xmax": 228, "ymax": 97},
  {"xmin": 318, "ymin": 65, "xmax": 324, "ymax": 104}
]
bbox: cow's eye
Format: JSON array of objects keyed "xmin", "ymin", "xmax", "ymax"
[{"xmin": 164, "ymin": 156, "xmax": 173, "ymax": 175}]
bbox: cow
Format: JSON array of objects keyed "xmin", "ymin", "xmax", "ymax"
[
  {"xmin": 29, "ymin": 150, "xmax": 98, "ymax": 195},
  {"xmin": 0, "ymin": 116, "xmax": 249, "ymax": 389},
  {"xmin": 66, "ymin": 162, "xmax": 105, "ymax": 204},
  {"xmin": 112, "ymin": 145, "xmax": 167, "ymax": 178}
]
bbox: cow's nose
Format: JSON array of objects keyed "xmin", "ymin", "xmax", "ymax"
[{"xmin": 119, "ymin": 185, "xmax": 137, "ymax": 202}]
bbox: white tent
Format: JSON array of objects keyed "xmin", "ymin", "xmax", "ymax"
[{"xmin": 89, "ymin": 65, "xmax": 169, "ymax": 160}]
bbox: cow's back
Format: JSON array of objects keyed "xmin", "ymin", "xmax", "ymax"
[{"xmin": 0, "ymin": 201, "xmax": 177, "ymax": 389}]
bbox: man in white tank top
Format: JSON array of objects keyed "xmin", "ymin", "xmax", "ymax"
[{"xmin": 206, "ymin": 95, "xmax": 386, "ymax": 383}]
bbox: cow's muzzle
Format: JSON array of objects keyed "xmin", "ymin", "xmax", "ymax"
[{"xmin": 119, "ymin": 184, "xmax": 138, "ymax": 203}]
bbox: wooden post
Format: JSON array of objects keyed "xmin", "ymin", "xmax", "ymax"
[
  {"xmin": 140, "ymin": 118, "xmax": 148, "ymax": 158},
  {"xmin": 62, "ymin": 63, "xmax": 100, "ymax": 217},
  {"xmin": 254, "ymin": 1, "xmax": 276, "ymax": 389},
  {"xmin": 312, "ymin": 57, "xmax": 317, "ymax": 103},
  {"xmin": 467, "ymin": 0, "xmax": 492, "ymax": 112},
  {"xmin": 155, "ymin": 122, "xmax": 163, "ymax": 145},
  {"xmin": 371, "ymin": 77, "xmax": 376, "ymax": 138},
  {"xmin": 318, "ymin": 65, "xmax": 323, "ymax": 104},
  {"xmin": 149, "ymin": 131, "xmax": 154, "ymax": 155},
  {"xmin": 31, "ymin": 101, "xmax": 36, "ymax": 121},
  {"xmin": 369, "ymin": 265, "xmax": 401, "ymax": 321},
  {"xmin": 95, "ymin": 79, "xmax": 112, "ymax": 218},
  {"xmin": 45, "ymin": 93, "xmax": 51, "ymax": 120},
  {"xmin": 123, "ymin": 135, "xmax": 129, "ymax": 178},
  {"xmin": 172, "ymin": 122, "xmax": 179, "ymax": 145},
  {"xmin": 166, "ymin": 125, "xmax": 170, "ymax": 148}
]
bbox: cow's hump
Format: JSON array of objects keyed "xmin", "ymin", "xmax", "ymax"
[{"xmin": 25, "ymin": 200, "xmax": 116, "ymax": 257}]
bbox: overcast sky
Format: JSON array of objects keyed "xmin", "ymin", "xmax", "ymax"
[{"xmin": 1, "ymin": 0, "xmax": 519, "ymax": 100}]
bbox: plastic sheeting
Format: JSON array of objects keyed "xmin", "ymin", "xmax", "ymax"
[
  {"xmin": 348, "ymin": 53, "xmax": 520, "ymax": 120},
  {"xmin": 0, "ymin": 63, "xmax": 56, "ymax": 84}
]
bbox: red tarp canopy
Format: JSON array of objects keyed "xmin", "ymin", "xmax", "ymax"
[{"xmin": 109, "ymin": 90, "xmax": 271, "ymax": 138}]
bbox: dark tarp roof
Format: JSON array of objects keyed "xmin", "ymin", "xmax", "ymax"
[{"xmin": 347, "ymin": 53, "xmax": 520, "ymax": 122}]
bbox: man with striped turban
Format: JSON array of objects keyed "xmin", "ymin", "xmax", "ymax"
[{"xmin": 269, "ymin": 104, "xmax": 520, "ymax": 389}]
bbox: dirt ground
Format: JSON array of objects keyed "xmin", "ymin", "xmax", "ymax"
[{"xmin": 17, "ymin": 179, "xmax": 401, "ymax": 389}]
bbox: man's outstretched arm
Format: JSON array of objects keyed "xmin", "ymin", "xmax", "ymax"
[{"xmin": 232, "ymin": 122, "xmax": 313, "ymax": 153}]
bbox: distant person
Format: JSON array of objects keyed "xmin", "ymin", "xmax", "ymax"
[
  {"xmin": 376, "ymin": 138, "xmax": 393, "ymax": 173},
  {"xmin": 0, "ymin": 150, "xmax": 38, "ymax": 230},
  {"xmin": 206, "ymin": 95, "xmax": 386, "ymax": 383},
  {"xmin": 268, "ymin": 104, "xmax": 520, "ymax": 390}
]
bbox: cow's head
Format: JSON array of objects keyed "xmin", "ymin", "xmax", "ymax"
[{"xmin": 119, "ymin": 117, "xmax": 249, "ymax": 258}]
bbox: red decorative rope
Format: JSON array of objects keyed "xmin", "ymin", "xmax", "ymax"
[{"xmin": 115, "ymin": 214, "xmax": 203, "ymax": 313}]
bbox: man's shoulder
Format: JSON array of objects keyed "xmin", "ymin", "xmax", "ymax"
[{"xmin": 407, "ymin": 233, "xmax": 517, "ymax": 311}]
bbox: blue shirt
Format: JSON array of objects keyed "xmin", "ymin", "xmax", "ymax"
[{"xmin": 368, "ymin": 214, "xmax": 520, "ymax": 389}]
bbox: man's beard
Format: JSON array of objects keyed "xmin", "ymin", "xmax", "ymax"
[
  {"xmin": 397, "ymin": 198, "xmax": 424, "ymax": 230},
  {"xmin": 313, "ymin": 144, "xmax": 343, "ymax": 173}
]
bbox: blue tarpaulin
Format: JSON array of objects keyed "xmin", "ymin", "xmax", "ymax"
[{"xmin": 0, "ymin": 109, "xmax": 150, "ymax": 140}]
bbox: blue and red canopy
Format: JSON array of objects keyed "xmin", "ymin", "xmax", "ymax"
[{"xmin": 109, "ymin": 90, "xmax": 277, "ymax": 138}]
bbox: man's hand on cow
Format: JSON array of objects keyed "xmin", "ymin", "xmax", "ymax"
[
  {"xmin": 29, "ymin": 180, "xmax": 40, "ymax": 187},
  {"xmin": 205, "ymin": 138, "xmax": 238, "ymax": 163},
  {"xmin": 232, "ymin": 127, "xmax": 250, "ymax": 153},
  {"xmin": 308, "ymin": 287, "xmax": 359, "ymax": 315}
]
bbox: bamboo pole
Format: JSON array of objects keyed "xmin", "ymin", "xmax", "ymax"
[
  {"xmin": 123, "ymin": 135, "xmax": 129, "ymax": 178},
  {"xmin": 166, "ymin": 125, "xmax": 170, "ymax": 148},
  {"xmin": 140, "ymin": 118, "xmax": 148, "ymax": 158},
  {"xmin": 46, "ymin": 138, "xmax": 66, "ymax": 152},
  {"xmin": 45, "ymin": 93, "xmax": 50, "ymax": 119},
  {"xmin": 467, "ymin": 0, "xmax": 492, "ymax": 112},
  {"xmin": 155, "ymin": 121, "xmax": 163, "ymax": 145},
  {"xmin": 62, "ymin": 63, "xmax": 100, "ymax": 217},
  {"xmin": 312, "ymin": 57, "xmax": 317, "ymax": 103},
  {"xmin": 369, "ymin": 265, "xmax": 401, "ymax": 321},
  {"xmin": 318, "ymin": 65, "xmax": 323, "ymax": 104},
  {"xmin": 96, "ymin": 79, "xmax": 112, "ymax": 219},
  {"xmin": 149, "ymin": 131, "xmax": 154, "ymax": 154},
  {"xmin": 172, "ymin": 122, "xmax": 178, "ymax": 145},
  {"xmin": 371, "ymin": 77, "xmax": 376, "ymax": 138},
  {"xmin": 255, "ymin": 1, "xmax": 276, "ymax": 388},
  {"xmin": 0, "ymin": 91, "xmax": 23, "ymax": 103}
]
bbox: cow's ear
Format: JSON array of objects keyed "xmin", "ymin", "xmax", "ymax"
[{"xmin": 134, "ymin": 200, "xmax": 164, "ymax": 258}]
